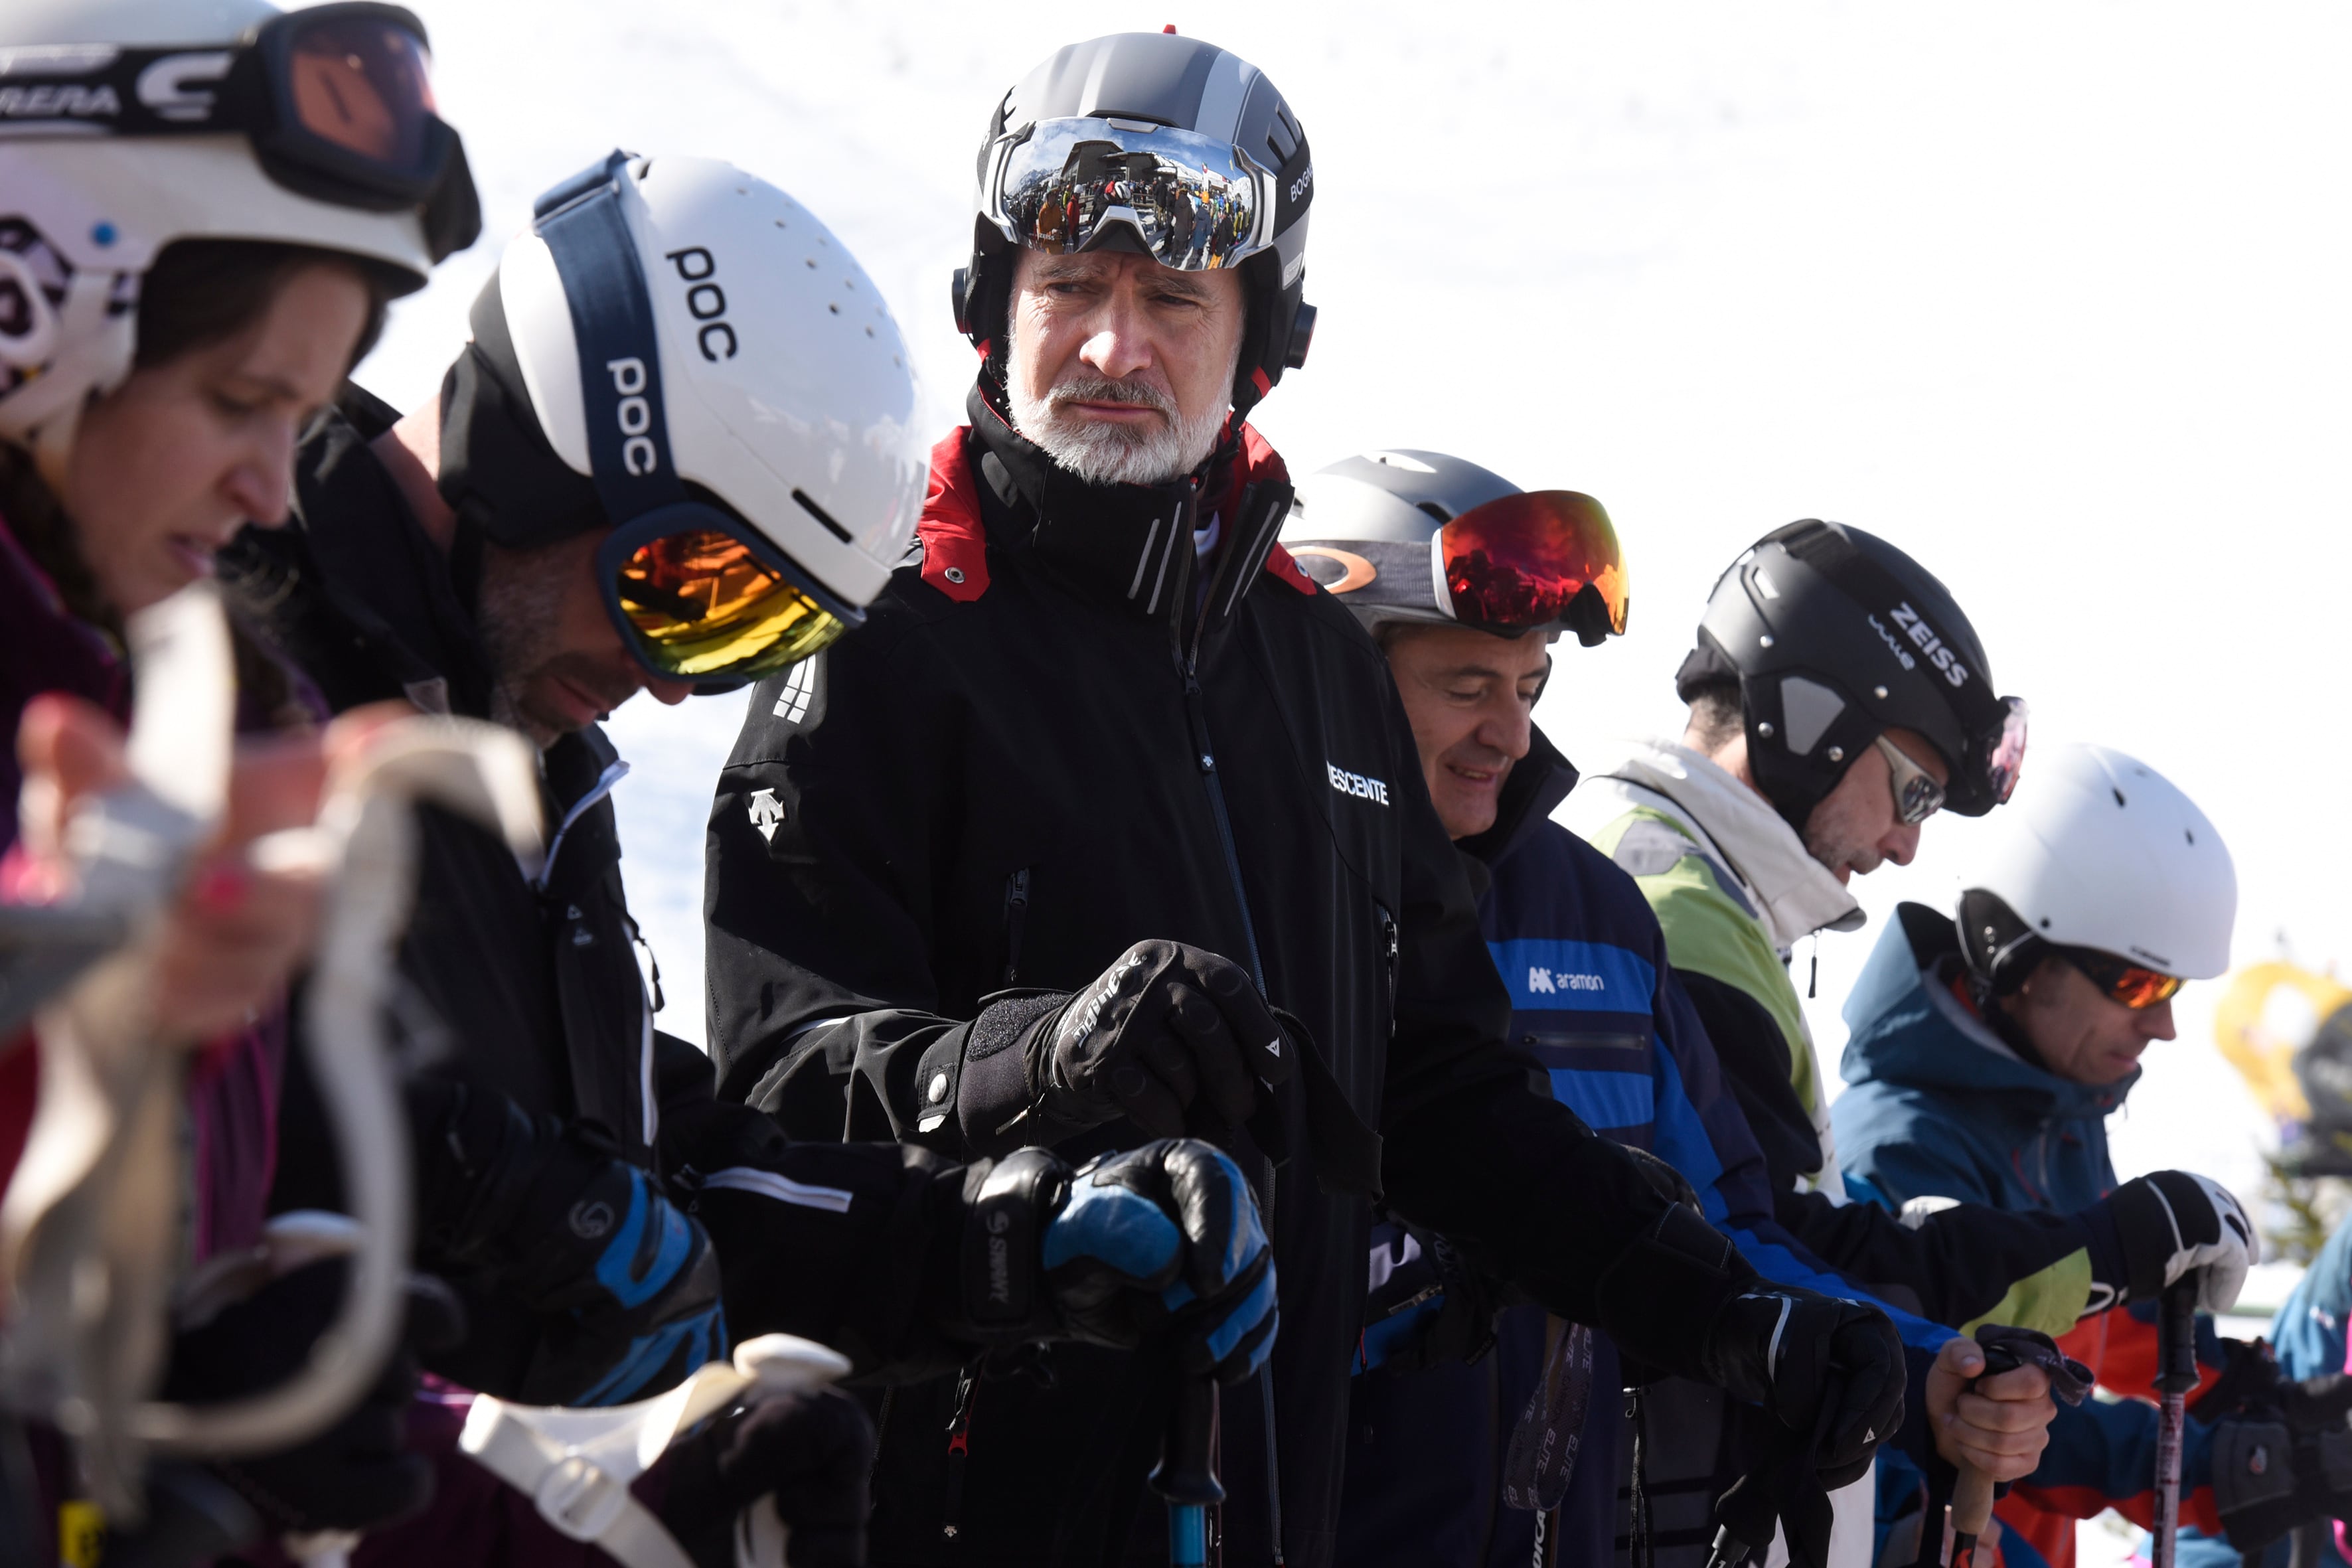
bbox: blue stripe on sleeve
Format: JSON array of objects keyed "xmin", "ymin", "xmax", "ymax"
[{"xmin": 1547, "ymin": 1067, "xmax": 1656, "ymax": 1132}]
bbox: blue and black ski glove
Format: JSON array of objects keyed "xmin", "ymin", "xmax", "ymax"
[
  {"xmin": 956, "ymin": 1139, "xmax": 1277, "ymax": 1383},
  {"xmin": 410, "ymin": 1077, "xmax": 727, "ymax": 1405}
]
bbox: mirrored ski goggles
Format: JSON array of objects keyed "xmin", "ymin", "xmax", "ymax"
[
  {"xmin": 595, "ymin": 505, "xmax": 860, "ymax": 688},
  {"xmin": 987, "ymin": 117, "xmax": 1272, "ymax": 271},
  {"xmin": 2057, "ymin": 945, "xmax": 2185, "ymax": 1010},
  {"xmin": 1437, "ymin": 490, "xmax": 1629, "ymax": 645},
  {"xmin": 1981, "ymin": 696, "xmax": 2030, "ymax": 807},
  {"xmin": 1873, "ymin": 733, "xmax": 1947, "ymax": 826},
  {"xmin": 0, "ymin": 2, "xmax": 479, "ymax": 262}
]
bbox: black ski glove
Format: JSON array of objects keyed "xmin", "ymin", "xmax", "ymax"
[
  {"xmin": 655, "ymin": 1388, "xmax": 875, "ymax": 1568},
  {"xmin": 2077, "ymin": 1170, "xmax": 2255, "ymax": 1316},
  {"xmin": 2179, "ymin": 1338, "xmax": 2352, "ymax": 1552},
  {"xmin": 410, "ymin": 1077, "xmax": 726, "ymax": 1405},
  {"xmin": 161, "ymin": 1259, "xmax": 465, "ymax": 1534},
  {"xmin": 949, "ymin": 1140, "xmax": 1278, "ymax": 1384},
  {"xmin": 1703, "ymin": 1283, "xmax": 1907, "ymax": 1488},
  {"xmin": 1010, "ymin": 941, "xmax": 1292, "ymax": 1141}
]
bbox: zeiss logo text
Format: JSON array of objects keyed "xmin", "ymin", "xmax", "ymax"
[
  {"xmin": 1888, "ymin": 601, "xmax": 1970, "ymax": 688},
  {"xmin": 1326, "ymin": 762, "xmax": 1389, "ymax": 806},
  {"xmin": 1527, "ymin": 967, "xmax": 1605, "ymax": 996}
]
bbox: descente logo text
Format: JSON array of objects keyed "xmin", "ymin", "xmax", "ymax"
[{"xmin": 1326, "ymin": 763, "xmax": 1389, "ymax": 806}]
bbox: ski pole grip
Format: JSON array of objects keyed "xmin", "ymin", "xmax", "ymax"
[
  {"xmin": 1150, "ymin": 1377, "xmax": 1223, "ymax": 1509},
  {"xmin": 2155, "ymin": 1276, "xmax": 2200, "ymax": 1397},
  {"xmin": 1950, "ymin": 1466, "xmax": 1995, "ymax": 1539}
]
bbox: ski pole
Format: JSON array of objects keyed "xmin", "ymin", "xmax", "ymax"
[
  {"xmin": 1150, "ymin": 1376, "xmax": 1222, "ymax": 1568},
  {"xmin": 1944, "ymin": 1460, "xmax": 1995, "ymax": 1568},
  {"xmin": 2150, "ymin": 1273, "xmax": 2202, "ymax": 1568}
]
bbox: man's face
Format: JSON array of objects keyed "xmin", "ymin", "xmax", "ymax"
[
  {"xmin": 1004, "ymin": 248, "xmax": 1245, "ymax": 487},
  {"xmin": 475, "ymin": 530, "xmax": 692, "ymax": 749},
  {"xmin": 1384, "ymin": 625, "xmax": 1551, "ymax": 840},
  {"xmin": 1800, "ymin": 727, "xmax": 1949, "ymax": 884},
  {"xmin": 2006, "ymin": 955, "xmax": 2178, "ymax": 1086}
]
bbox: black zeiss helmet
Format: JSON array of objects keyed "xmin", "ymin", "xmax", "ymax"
[
  {"xmin": 1676, "ymin": 520, "xmax": 2027, "ymax": 832},
  {"xmin": 951, "ymin": 30, "xmax": 1316, "ymax": 424}
]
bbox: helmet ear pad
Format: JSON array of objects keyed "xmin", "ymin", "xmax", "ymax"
[{"xmin": 1958, "ymin": 888, "xmax": 2047, "ymax": 996}]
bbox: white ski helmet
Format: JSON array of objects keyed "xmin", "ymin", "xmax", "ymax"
[
  {"xmin": 0, "ymin": 0, "xmax": 479, "ymax": 465},
  {"xmin": 437, "ymin": 151, "xmax": 927, "ymax": 686},
  {"xmin": 1958, "ymin": 742, "xmax": 2236, "ymax": 990}
]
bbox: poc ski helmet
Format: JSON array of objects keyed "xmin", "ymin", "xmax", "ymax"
[
  {"xmin": 1958, "ymin": 743, "xmax": 2235, "ymax": 999},
  {"xmin": 1677, "ymin": 520, "xmax": 2027, "ymax": 832},
  {"xmin": 1283, "ymin": 449, "xmax": 1628, "ymax": 645},
  {"xmin": 952, "ymin": 30, "xmax": 1317, "ymax": 423},
  {"xmin": 0, "ymin": 0, "xmax": 479, "ymax": 467},
  {"xmin": 435, "ymin": 151, "xmax": 929, "ymax": 688}
]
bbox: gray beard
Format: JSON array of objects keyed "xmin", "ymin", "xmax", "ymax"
[{"xmin": 1006, "ymin": 327, "xmax": 1238, "ymax": 487}]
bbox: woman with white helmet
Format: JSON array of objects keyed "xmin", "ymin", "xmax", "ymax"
[
  {"xmin": 1832, "ymin": 747, "xmax": 2352, "ymax": 1567},
  {"xmin": 0, "ymin": 0, "xmax": 479, "ymax": 1557}
]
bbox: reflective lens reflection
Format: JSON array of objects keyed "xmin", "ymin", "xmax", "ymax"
[
  {"xmin": 998, "ymin": 118, "xmax": 1263, "ymax": 272},
  {"xmin": 615, "ymin": 528, "xmax": 845, "ymax": 679},
  {"xmin": 286, "ymin": 15, "xmax": 437, "ymax": 171},
  {"xmin": 1439, "ymin": 490, "xmax": 1629, "ymax": 635}
]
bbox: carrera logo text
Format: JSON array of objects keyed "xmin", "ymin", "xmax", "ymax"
[
  {"xmin": 1888, "ymin": 601, "xmax": 1970, "ymax": 688},
  {"xmin": 666, "ymin": 246, "xmax": 737, "ymax": 362},
  {"xmin": 606, "ymin": 356, "xmax": 658, "ymax": 475},
  {"xmin": 0, "ymin": 83, "xmax": 121, "ymax": 119},
  {"xmin": 1526, "ymin": 967, "xmax": 1606, "ymax": 996},
  {"xmin": 1326, "ymin": 762, "xmax": 1389, "ymax": 805}
]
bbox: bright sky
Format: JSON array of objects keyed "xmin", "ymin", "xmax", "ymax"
[{"xmin": 364, "ymin": 1, "xmax": 2352, "ymax": 1212}]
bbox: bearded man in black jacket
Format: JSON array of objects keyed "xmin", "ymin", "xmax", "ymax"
[{"xmin": 704, "ymin": 33, "xmax": 1923, "ymax": 1568}]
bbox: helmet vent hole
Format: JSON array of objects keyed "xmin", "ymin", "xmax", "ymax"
[
  {"xmin": 2040, "ymin": 918, "xmax": 2053, "ymax": 929},
  {"xmin": 828, "ymin": 303, "xmax": 840, "ymax": 314},
  {"xmin": 1414, "ymin": 501, "xmax": 1453, "ymax": 523},
  {"xmin": 2112, "ymin": 788, "xmax": 2127, "ymax": 807},
  {"xmin": 806, "ymin": 258, "xmax": 818, "ymax": 269},
  {"xmin": 791, "ymin": 487, "xmax": 854, "ymax": 544},
  {"xmin": 2186, "ymin": 828, "xmax": 2196, "ymax": 844},
  {"xmin": 865, "ymin": 326, "xmax": 875, "ymax": 337},
  {"xmin": 775, "ymin": 219, "xmax": 788, "ymax": 228}
]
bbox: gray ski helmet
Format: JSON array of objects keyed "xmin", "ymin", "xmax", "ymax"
[
  {"xmin": 952, "ymin": 31, "xmax": 1316, "ymax": 423},
  {"xmin": 1283, "ymin": 449, "xmax": 1628, "ymax": 645},
  {"xmin": 1677, "ymin": 520, "xmax": 2027, "ymax": 830}
]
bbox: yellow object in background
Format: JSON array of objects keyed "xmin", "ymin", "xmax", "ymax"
[
  {"xmin": 57, "ymin": 1500, "xmax": 104, "ymax": 1568},
  {"xmin": 2213, "ymin": 961, "xmax": 2352, "ymax": 1125}
]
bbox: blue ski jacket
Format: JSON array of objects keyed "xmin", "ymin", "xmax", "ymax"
[
  {"xmin": 1337, "ymin": 731, "xmax": 1952, "ymax": 1568},
  {"xmin": 1834, "ymin": 905, "xmax": 2231, "ymax": 1565}
]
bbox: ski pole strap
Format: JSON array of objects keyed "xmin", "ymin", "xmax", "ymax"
[
  {"xmin": 1501, "ymin": 1318, "xmax": 1593, "ymax": 1513},
  {"xmin": 1971, "ymin": 1323, "xmax": 2094, "ymax": 1407}
]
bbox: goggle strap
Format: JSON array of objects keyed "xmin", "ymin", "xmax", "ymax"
[{"xmin": 532, "ymin": 152, "xmax": 688, "ymax": 530}]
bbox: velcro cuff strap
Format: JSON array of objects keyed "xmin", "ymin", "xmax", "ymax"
[{"xmin": 956, "ymin": 992, "xmax": 1067, "ymax": 1150}]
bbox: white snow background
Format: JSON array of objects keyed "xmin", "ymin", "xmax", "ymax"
[{"xmin": 353, "ymin": 5, "xmax": 2351, "ymax": 1555}]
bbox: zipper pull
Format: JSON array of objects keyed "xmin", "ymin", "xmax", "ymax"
[{"xmin": 941, "ymin": 1358, "xmax": 980, "ymax": 1538}]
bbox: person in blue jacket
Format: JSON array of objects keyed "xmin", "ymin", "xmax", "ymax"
[
  {"xmin": 1283, "ymin": 453, "xmax": 2089, "ymax": 1568},
  {"xmin": 1832, "ymin": 743, "xmax": 2352, "ymax": 1567}
]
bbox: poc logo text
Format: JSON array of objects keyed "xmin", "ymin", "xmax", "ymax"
[
  {"xmin": 605, "ymin": 357, "xmax": 658, "ymax": 475},
  {"xmin": 666, "ymin": 246, "xmax": 737, "ymax": 362}
]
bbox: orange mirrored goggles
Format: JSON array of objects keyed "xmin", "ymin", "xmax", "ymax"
[
  {"xmin": 1439, "ymin": 490, "xmax": 1629, "ymax": 646},
  {"xmin": 2058, "ymin": 946, "xmax": 2185, "ymax": 1010},
  {"xmin": 597, "ymin": 508, "xmax": 858, "ymax": 688}
]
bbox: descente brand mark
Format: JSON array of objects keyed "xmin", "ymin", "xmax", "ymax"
[
  {"xmin": 1326, "ymin": 762, "xmax": 1389, "ymax": 805},
  {"xmin": 1887, "ymin": 600, "xmax": 1970, "ymax": 688}
]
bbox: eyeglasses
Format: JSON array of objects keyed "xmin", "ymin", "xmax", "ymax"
[
  {"xmin": 986, "ymin": 116, "xmax": 1274, "ymax": 274},
  {"xmin": 1436, "ymin": 490, "xmax": 1629, "ymax": 646},
  {"xmin": 2057, "ymin": 946, "xmax": 2185, "ymax": 1010},
  {"xmin": 0, "ymin": 3, "xmax": 480, "ymax": 263},
  {"xmin": 595, "ymin": 505, "xmax": 854, "ymax": 687},
  {"xmin": 1873, "ymin": 734, "xmax": 1946, "ymax": 826}
]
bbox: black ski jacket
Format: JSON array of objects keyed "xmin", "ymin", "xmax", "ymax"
[
  {"xmin": 703, "ymin": 404, "xmax": 1757, "ymax": 1568},
  {"xmin": 231, "ymin": 389, "xmax": 987, "ymax": 1394}
]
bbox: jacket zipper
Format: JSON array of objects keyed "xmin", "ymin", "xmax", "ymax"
[
  {"xmin": 1001, "ymin": 866, "xmax": 1032, "ymax": 987},
  {"xmin": 941, "ymin": 1357, "xmax": 980, "ymax": 1539},
  {"xmin": 1375, "ymin": 902, "xmax": 1399, "ymax": 1038}
]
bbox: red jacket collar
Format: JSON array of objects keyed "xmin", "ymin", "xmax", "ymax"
[{"xmin": 917, "ymin": 420, "xmax": 1315, "ymax": 603}]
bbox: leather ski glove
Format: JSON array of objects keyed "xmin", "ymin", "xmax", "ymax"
[
  {"xmin": 1703, "ymin": 1283, "xmax": 1907, "ymax": 1488},
  {"xmin": 410, "ymin": 1076, "xmax": 727, "ymax": 1405},
  {"xmin": 655, "ymin": 1387, "xmax": 875, "ymax": 1568},
  {"xmin": 1018, "ymin": 940, "xmax": 1291, "ymax": 1140},
  {"xmin": 2078, "ymin": 1169, "xmax": 2256, "ymax": 1316},
  {"xmin": 161, "ymin": 1259, "xmax": 465, "ymax": 1534},
  {"xmin": 953, "ymin": 1139, "xmax": 1278, "ymax": 1384},
  {"xmin": 2203, "ymin": 1342, "xmax": 2352, "ymax": 1551}
]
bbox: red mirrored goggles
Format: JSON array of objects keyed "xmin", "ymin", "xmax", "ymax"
[
  {"xmin": 2057, "ymin": 945, "xmax": 2185, "ymax": 1010},
  {"xmin": 1437, "ymin": 490, "xmax": 1629, "ymax": 646}
]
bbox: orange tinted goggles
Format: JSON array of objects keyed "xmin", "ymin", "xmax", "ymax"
[
  {"xmin": 1439, "ymin": 490, "xmax": 1629, "ymax": 645},
  {"xmin": 597, "ymin": 508, "xmax": 856, "ymax": 688},
  {"xmin": 2059, "ymin": 946, "xmax": 2185, "ymax": 1010}
]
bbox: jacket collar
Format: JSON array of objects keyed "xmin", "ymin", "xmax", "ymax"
[
  {"xmin": 1458, "ymin": 724, "xmax": 1579, "ymax": 868},
  {"xmin": 915, "ymin": 384, "xmax": 1312, "ymax": 632},
  {"xmin": 1579, "ymin": 736, "xmax": 1864, "ymax": 950}
]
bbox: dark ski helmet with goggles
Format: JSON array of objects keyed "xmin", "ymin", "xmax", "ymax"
[
  {"xmin": 1282, "ymin": 449, "xmax": 1628, "ymax": 644},
  {"xmin": 436, "ymin": 151, "xmax": 927, "ymax": 692},
  {"xmin": 1677, "ymin": 519, "xmax": 2027, "ymax": 834},
  {"xmin": 951, "ymin": 29, "xmax": 1317, "ymax": 424}
]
